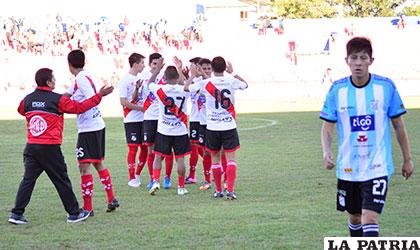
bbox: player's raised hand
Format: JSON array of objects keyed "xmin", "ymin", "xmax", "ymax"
[
  {"xmin": 226, "ymin": 60, "xmax": 234, "ymax": 74},
  {"xmin": 182, "ymin": 66, "xmax": 190, "ymax": 79},
  {"xmin": 99, "ymin": 85, "xmax": 114, "ymax": 97},
  {"xmin": 190, "ymin": 64, "xmax": 199, "ymax": 77},
  {"xmin": 323, "ymin": 152, "xmax": 335, "ymax": 170},
  {"xmin": 402, "ymin": 160, "xmax": 414, "ymax": 180},
  {"xmin": 135, "ymin": 79, "xmax": 143, "ymax": 89},
  {"xmin": 173, "ymin": 56, "xmax": 183, "ymax": 69}
]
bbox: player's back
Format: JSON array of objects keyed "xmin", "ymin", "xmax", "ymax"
[
  {"xmin": 151, "ymin": 83, "xmax": 188, "ymax": 136},
  {"xmin": 68, "ymin": 70, "xmax": 105, "ymax": 133},
  {"xmin": 201, "ymin": 76, "xmax": 247, "ymax": 131}
]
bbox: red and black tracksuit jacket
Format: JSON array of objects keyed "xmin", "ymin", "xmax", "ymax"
[{"xmin": 18, "ymin": 86, "xmax": 103, "ymax": 144}]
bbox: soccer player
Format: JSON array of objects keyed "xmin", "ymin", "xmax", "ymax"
[
  {"xmin": 185, "ymin": 57, "xmax": 204, "ymax": 184},
  {"xmin": 8, "ymin": 68, "xmax": 113, "ymax": 224},
  {"xmin": 147, "ymin": 62, "xmax": 192, "ymax": 196},
  {"xmin": 136, "ymin": 52, "xmax": 174, "ymax": 190},
  {"xmin": 66, "ymin": 49, "xmax": 119, "ymax": 215},
  {"xmin": 320, "ymin": 37, "xmax": 414, "ymax": 237},
  {"xmin": 119, "ymin": 52, "xmax": 149, "ymax": 188},
  {"xmin": 186, "ymin": 56, "xmax": 248, "ymax": 199},
  {"xmin": 194, "ymin": 58, "xmax": 213, "ymax": 190}
]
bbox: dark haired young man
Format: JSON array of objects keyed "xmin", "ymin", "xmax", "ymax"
[
  {"xmin": 119, "ymin": 53, "xmax": 150, "ymax": 188},
  {"xmin": 320, "ymin": 37, "xmax": 414, "ymax": 237},
  {"xmin": 185, "ymin": 56, "xmax": 203, "ymax": 185},
  {"xmin": 66, "ymin": 49, "xmax": 119, "ymax": 215},
  {"xmin": 186, "ymin": 56, "xmax": 248, "ymax": 200},
  {"xmin": 147, "ymin": 61, "xmax": 192, "ymax": 196},
  {"xmin": 8, "ymin": 68, "xmax": 113, "ymax": 224}
]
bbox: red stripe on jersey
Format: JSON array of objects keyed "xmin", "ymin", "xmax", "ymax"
[
  {"xmin": 123, "ymin": 99, "xmax": 139, "ymax": 118},
  {"xmin": 156, "ymin": 88, "xmax": 188, "ymax": 129},
  {"xmin": 204, "ymin": 82, "xmax": 236, "ymax": 119},
  {"xmin": 85, "ymin": 76, "xmax": 97, "ymax": 94},
  {"xmin": 144, "ymin": 96, "xmax": 151, "ymax": 112},
  {"xmin": 72, "ymin": 80, "xmax": 78, "ymax": 95}
]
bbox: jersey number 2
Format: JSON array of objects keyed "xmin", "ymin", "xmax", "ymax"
[{"xmin": 164, "ymin": 96, "xmax": 185, "ymax": 115}]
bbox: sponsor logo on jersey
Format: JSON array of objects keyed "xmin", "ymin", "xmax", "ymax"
[
  {"xmin": 29, "ymin": 115, "xmax": 48, "ymax": 136},
  {"xmin": 350, "ymin": 115, "xmax": 375, "ymax": 132},
  {"xmin": 32, "ymin": 101, "xmax": 45, "ymax": 108},
  {"xmin": 357, "ymin": 135, "xmax": 368, "ymax": 142}
]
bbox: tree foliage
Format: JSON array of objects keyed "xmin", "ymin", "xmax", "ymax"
[
  {"xmin": 271, "ymin": 0, "xmax": 339, "ymax": 18},
  {"xmin": 401, "ymin": 4, "xmax": 420, "ymax": 16},
  {"xmin": 270, "ymin": 0, "xmax": 409, "ymax": 18},
  {"xmin": 340, "ymin": 0, "xmax": 405, "ymax": 17}
]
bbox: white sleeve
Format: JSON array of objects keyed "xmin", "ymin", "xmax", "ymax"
[
  {"xmin": 118, "ymin": 80, "xmax": 128, "ymax": 98},
  {"xmin": 231, "ymin": 78, "xmax": 247, "ymax": 90}
]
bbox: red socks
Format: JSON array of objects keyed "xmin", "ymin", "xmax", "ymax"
[
  {"xmin": 197, "ymin": 147, "xmax": 204, "ymax": 157},
  {"xmin": 226, "ymin": 160, "xmax": 237, "ymax": 192},
  {"xmin": 98, "ymin": 168, "xmax": 115, "ymax": 203},
  {"xmin": 153, "ymin": 168, "xmax": 161, "ymax": 182},
  {"xmin": 221, "ymin": 153, "xmax": 227, "ymax": 183},
  {"xmin": 165, "ymin": 154, "xmax": 174, "ymax": 178},
  {"xmin": 147, "ymin": 152, "xmax": 155, "ymax": 180},
  {"xmin": 81, "ymin": 174, "xmax": 93, "ymax": 211},
  {"xmin": 203, "ymin": 154, "xmax": 212, "ymax": 183},
  {"xmin": 178, "ymin": 175, "xmax": 185, "ymax": 188},
  {"xmin": 211, "ymin": 163, "xmax": 223, "ymax": 192},
  {"xmin": 189, "ymin": 145, "xmax": 198, "ymax": 178},
  {"xmin": 135, "ymin": 145, "xmax": 148, "ymax": 175},
  {"xmin": 127, "ymin": 146, "xmax": 138, "ymax": 180}
]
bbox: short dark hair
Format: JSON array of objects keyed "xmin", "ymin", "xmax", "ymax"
[
  {"xmin": 35, "ymin": 68, "xmax": 53, "ymax": 87},
  {"xmin": 211, "ymin": 56, "xmax": 226, "ymax": 73},
  {"xmin": 346, "ymin": 37, "xmax": 372, "ymax": 58},
  {"xmin": 129, "ymin": 53, "xmax": 145, "ymax": 68},
  {"xmin": 67, "ymin": 49, "xmax": 85, "ymax": 68},
  {"xmin": 149, "ymin": 52, "xmax": 162, "ymax": 64},
  {"xmin": 198, "ymin": 58, "xmax": 211, "ymax": 66},
  {"xmin": 189, "ymin": 57, "xmax": 201, "ymax": 64},
  {"xmin": 164, "ymin": 66, "xmax": 179, "ymax": 81}
]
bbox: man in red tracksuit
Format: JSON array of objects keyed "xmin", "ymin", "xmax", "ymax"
[{"xmin": 8, "ymin": 68, "xmax": 113, "ymax": 225}]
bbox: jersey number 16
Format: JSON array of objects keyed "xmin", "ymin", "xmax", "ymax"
[{"xmin": 214, "ymin": 89, "xmax": 231, "ymax": 109}]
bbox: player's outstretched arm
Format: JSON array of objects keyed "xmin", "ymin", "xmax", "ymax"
[
  {"xmin": 391, "ymin": 116, "xmax": 414, "ymax": 179},
  {"xmin": 173, "ymin": 56, "xmax": 185, "ymax": 84},
  {"xmin": 226, "ymin": 60, "xmax": 248, "ymax": 89},
  {"xmin": 58, "ymin": 85, "xmax": 113, "ymax": 114},
  {"xmin": 321, "ymin": 121, "xmax": 335, "ymax": 170}
]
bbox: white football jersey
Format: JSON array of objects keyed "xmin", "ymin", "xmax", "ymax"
[
  {"xmin": 139, "ymin": 70, "xmax": 164, "ymax": 121},
  {"xmin": 118, "ymin": 73, "xmax": 144, "ymax": 123},
  {"xmin": 149, "ymin": 83, "xmax": 189, "ymax": 136},
  {"xmin": 189, "ymin": 76, "xmax": 247, "ymax": 131},
  {"xmin": 189, "ymin": 77, "xmax": 202, "ymax": 122},
  {"xmin": 67, "ymin": 70, "xmax": 105, "ymax": 133}
]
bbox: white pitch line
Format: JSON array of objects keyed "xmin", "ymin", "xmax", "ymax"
[{"xmin": 238, "ymin": 118, "xmax": 278, "ymax": 131}]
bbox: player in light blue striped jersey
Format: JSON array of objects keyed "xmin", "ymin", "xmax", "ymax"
[{"xmin": 320, "ymin": 37, "xmax": 414, "ymax": 237}]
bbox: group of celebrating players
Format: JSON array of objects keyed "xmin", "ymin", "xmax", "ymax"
[{"xmin": 118, "ymin": 52, "xmax": 248, "ymax": 199}]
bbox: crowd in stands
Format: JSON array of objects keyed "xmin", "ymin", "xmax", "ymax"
[{"xmin": 0, "ymin": 15, "xmax": 204, "ymax": 56}]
